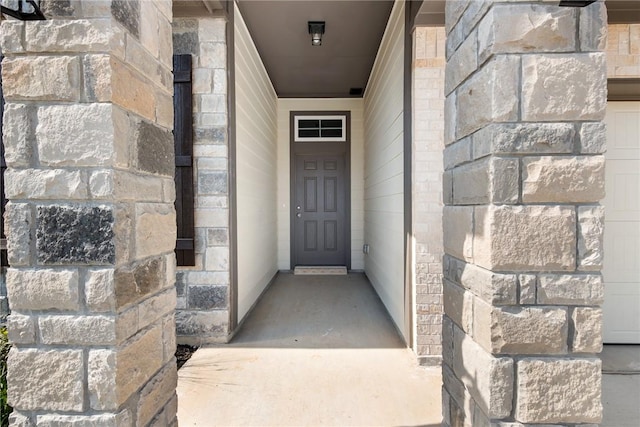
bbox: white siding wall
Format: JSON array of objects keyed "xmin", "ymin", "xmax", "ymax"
[
  {"xmin": 363, "ymin": 0, "xmax": 406, "ymax": 339},
  {"xmin": 235, "ymin": 5, "xmax": 278, "ymax": 320},
  {"xmin": 277, "ymin": 99, "xmax": 365, "ymax": 271}
]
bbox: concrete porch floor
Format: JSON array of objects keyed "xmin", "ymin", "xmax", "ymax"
[{"xmin": 176, "ymin": 273, "xmax": 442, "ymax": 426}]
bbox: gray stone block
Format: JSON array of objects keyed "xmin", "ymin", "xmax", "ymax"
[
  {"xmin": 136, "ymin": 121, "xmax": 174, "ymax": 177},
  {"xmin": 112, "ymin": 0, "xmax": 139, "ymax": 38},
  {"xmin": 36, "ymin": 205, "xmax": 115, "ymax": 265},
  {"xmin": 198, "ymin": 171, "xmax": 228, "ymax": 195},
  {"xmin": 188, "ymin": 285, "xmax": 228, "ymax": 310},
  {"xmin": 195, "ymin": 127, "xmax": 226, "ymax": 144},
  {"xmin": 173, "ymin": 32, "xmax": 199, "ymax": 56}
]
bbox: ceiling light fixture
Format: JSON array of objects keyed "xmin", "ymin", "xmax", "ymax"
[
  {"xmin": 558, "ymin": 0, "xmax": 597, "ymax": 6},
  {"xmin": 308, "ymin": 21, "xmax": 325, "ymax": 46}
]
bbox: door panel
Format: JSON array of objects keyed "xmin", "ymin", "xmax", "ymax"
[
  {"xmin": 603, "ymin": 101, "xmax": 640, "ymax": 343},
  {"xmin": 294, "ymin": 153, "xmax": 347, "ymax": 266}
]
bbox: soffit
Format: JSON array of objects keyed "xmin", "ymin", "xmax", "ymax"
[{"xmin": 236, "ymin": 0, "xmax": 394, "ymax": 98}]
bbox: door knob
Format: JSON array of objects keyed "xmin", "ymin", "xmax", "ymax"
[{"xmin": 296, "ymin": 213, "xmax": 302, "ymax": 218}]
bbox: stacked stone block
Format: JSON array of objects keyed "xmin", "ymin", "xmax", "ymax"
[
  {"xmin": 173, "ymin": 17, "xmax": 231, "ymax": 345},
  {"xmin": 412, "ymin": 26, "xmax": 446, "ymax": 365},
  {"xmin": 1, "ymin": 1, "xmax": 177, "ymax": 425},
  {"xmin": 442, "ymin": 1, "xmax": 606, "ymax": 425}
]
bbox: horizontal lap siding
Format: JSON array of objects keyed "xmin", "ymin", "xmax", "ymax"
[
  {"xmin": 234, "ymin": 4, "xmax": 278, "ymax": 320},
  {"xmin": 363, "ymin": 0, "xmax": 406, "ymax": 340}
]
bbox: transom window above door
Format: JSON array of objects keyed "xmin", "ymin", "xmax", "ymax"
[{"xmin": 294, "ymin": 115, "xmax": 347, "ymax": 142}]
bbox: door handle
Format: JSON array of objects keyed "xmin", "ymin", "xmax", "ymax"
[{"xmin": 296, "ymin": 213, "xmax": 302, "ymax": 218}]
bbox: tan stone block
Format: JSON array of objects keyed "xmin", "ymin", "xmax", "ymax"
[
  {"xmin": 36, "ymin": 103, "xmax": 114, "ymax": 166},
  {"xmin": 459, "ymin": 262, "xmax": 517, "ymax": 305},
  {"xmin": 522, "ymin": 156, "xmax": 605, "ymax": 203},
  {"xmin": 137, "ymin": 364, "xmax": 178, "ymax": 427},
  {"xmin": 116, "ymin": 325, "xmax": 164, "ymax": 405},
  {"xmin": 114, "ymin": 171, "xmax": 164, "ymax": 202},
  {"xmin": 7, "ymin": 268, "xmax": 79, "ymax": 311},
  {"xmin": 2, "ymin": 103, "xmax": 33, "ymax": 167},
  {"xmin": 140, "ymin": 1, "xmax": 159, "ymax": 58},
  {"xmin": 456, "ymin": 55, "xmax": 519, "ymax": 138},
  {"xmin": 479, "ymin": 4, "xmax": 575, "ymax": 61},
  {"xmin": 522, "ymin": 53, "xmax": 607, "ymax": 121},
  {"xmin": 138, "ymin": 289, "xmax": 177, "ymax": 330},
  {"xmin": 572, "ymin": 307, "xmax": 602, "ymax": 353},
  {"xmin": 88, "ymin": 349, "xmax": 117, "ymax": 410},
  {"xmin": 443, "ymin": 206, "xmax": 473, "ymax": 261},
  {"xmin": 445, "ymin": 29, "xmax": 477, "ymax": 95},
  {"xmin": 538, "ymin": 274, "xmax": 604, "ymax": 305},
  {"xmin": 580, "ymin": 1, "xmax": 607, "ymax": 52},
  {"xmin": 111, "ymin": 58, "xmax": 156, "ymax": 121},
  {"xmin": 8, "ymin": 349, "xmax": 84, "ymax": 411},
  {"xmin": 473, "ymin": 123, "xmax": 575, "ymax": 158},
  {"xmin": 83, "ymin": 54, "xmax": 112, "ymax": 102},
  {"xmin": 135, "ymin": 203, "xmax": 177, "ymax": 259},
  {"xmin": 580, "ymin": 122, "xmax": 606, "ymax": 154},
  {"xmin": 24, "ymin": 19, "xmax": 111, "ymax": 52},
  {"xmin": 488, "ymin": 306, "xmax": 568, "ymax": 354},
  {"xmin": 577, "ymin": 206, "xmax": 604, "ymax": 271},
  {"xmin": 162, "ymin": 313, "xmax": 177, "ymax": 364},
  {"xmin": 6, "ymin": 314, "xmax": 36, "ymax": 344},
  {"xmin": 0, "ymin": 20, "xmax": 25, "ymax": 53},
  {"xmin": 2, "ymin": 56, "xmax": 80, "ymax": 101},
  {"xmin": 474, "ymin": 205, "xmax": 576, "ymax": 271},
  {"xmin": 452, "ymin": 327, "xmax": 514, "ymax": 418},
  {"xmin": 85, "ymin": 268, "xmax": 116, "ymax": 312},
  {"xmin": 90, "ymin": 169, "xmax": 115, "ymax": 200},
  {"xmin": 443, "ymin": 279, "xmax": 473, "ymax": 334},
  {"xmin": 4, "ymin": 169, "xmax": 87, "ymax": 200},
  {"xmin": 518, "ymin": 274, "xmax": 536, "ymax": 305},
  {"xmin": 36, "ymin": 413, "xmax": 130, "ymax": 427},
  {"xmin": 5, "ymin": 202, "xmax": 32, "ymax": 266},
  {"xmin": 39, "ymin": 315, "xmax": 116, "ymax": 345},
  {"xmin": 452, "ymin": 157, "xmax": 490, "ymax": 205},
  {"xmin": 516, "ymin": 358, "xmax": 602, "ymax": 423}
]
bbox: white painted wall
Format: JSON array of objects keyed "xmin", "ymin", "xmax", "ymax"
[
  {"xmin": 235, "ymin": 5, "xmax": 279, "ymax": 320},
  {"xmin": 363, "ymin": 0, "xmax": 406, "ymax": 340},
  {"xmin": 277, "ymin": 98, "xmax": 365, "ymax": 271}
]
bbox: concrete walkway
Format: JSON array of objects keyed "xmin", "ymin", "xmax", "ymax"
[
  {"xmin": 601, "ymin": 345, "xmax": 640, "ymax": 427},
  {"xmin": 177, "ymin": 273, "xmax": 442, "ymax": 426}
]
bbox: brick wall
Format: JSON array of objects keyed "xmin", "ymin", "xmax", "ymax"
[
  {"xmin": 173, "ymin": 17, "xmax": 231, "ymax": 345},
  {"xmin": 412, "ymin": 26, "xmax": 445, "ymax": 365},
  {"xmin": 607, "ymin": 24, "xmax": 640, "ymax": 77}
]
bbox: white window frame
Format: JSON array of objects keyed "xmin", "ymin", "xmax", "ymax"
[{"xmin": 294, "ymin": 115, "xmax": 347, "ymax": 142}]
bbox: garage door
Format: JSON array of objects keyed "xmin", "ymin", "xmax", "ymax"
[{"xmin": 603, "ymin": 101, "xmax": 640, "ymax": 344}]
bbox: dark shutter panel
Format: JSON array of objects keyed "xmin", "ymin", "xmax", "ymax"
[
  {"xmin": 1, "ymin": 57, "xmax": 7, "ymax": 267},
  {"xmin": 173, "ymin": 54, "xmax": 195, "ymax": 266}
]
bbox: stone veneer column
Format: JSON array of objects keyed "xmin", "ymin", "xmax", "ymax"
[
  {"xmin": 173, "ymin": 17, "xmax": 231, "ymax": 345},
  {"xmin": 442, "ymin": 1, "xmax": 607, "ymax": 425},
  {"xmin": 1, "ymin": 1, "xmax": 177, "ymax": 425},
  {"xmin": 412, "ymin": 26, "xmax": 446, "ymax": 365}
]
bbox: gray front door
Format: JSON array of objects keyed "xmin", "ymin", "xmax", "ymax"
[{"xmin": 292, "ymin": 152, "xmax": 348, "ymax": 266}]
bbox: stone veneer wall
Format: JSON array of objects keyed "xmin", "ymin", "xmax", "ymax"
[
  {"xmin": 607, "ymin": 24, "xmax": 640, "ymax": 77},
  {"xmin": 172, "ymin": 17, "xmax": 231, "ymax": 345},
  {"xmin": 1, "ymin": 1, "xmax": 178, "ymax": 425},
  {"xmin": 442, "ymin": 1, "xmax": 607, "ymax": 425},
  {"xmin": 412, "ymin": 26, "xmax": 445, "ymax": 365}
]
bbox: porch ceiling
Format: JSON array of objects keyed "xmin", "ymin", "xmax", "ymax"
[
  {"xmin": 171, "ymin": 0, "xmax": 639, "ymax": 97},
  {"xmin": 235, "ymin": 0, "xmax": 394, "ymax": 98}
]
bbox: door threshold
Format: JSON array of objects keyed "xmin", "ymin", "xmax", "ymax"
[{"xmin": 294, "ymin": 266, "xmax": 348, "ymax": 275}]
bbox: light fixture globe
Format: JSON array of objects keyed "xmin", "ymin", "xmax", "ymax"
[{"xmin": 308, "ymin": 21, "xmax": 325, "ymax": 46}]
